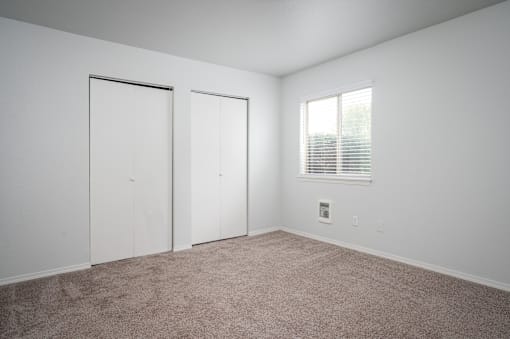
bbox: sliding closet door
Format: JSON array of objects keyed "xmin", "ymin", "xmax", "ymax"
[
  {"xmin": 132, "ymin": 85, "xmax": 171, "ymax": 257},
  {"xmin": 191, "ymin": 93, "xmax": 221, "ymax": 244},
  {"xmin": 91, "ymin": 78, "xmax": 171, "ymax": 265},
  {"xmin": 219, "ymin": 97, "xmax": 248, "ymax": 239},
  {"xmin": 90, "ymin": 79, "xmax": 135, "ymax": 264}
]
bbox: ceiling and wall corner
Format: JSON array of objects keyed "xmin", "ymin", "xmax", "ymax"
[{"xmin": 0, "ymin": 0, "xmax": 505, "ymax": 76}]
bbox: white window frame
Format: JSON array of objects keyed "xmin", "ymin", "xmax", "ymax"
[{"xmin": 297, "ymin": 81, "xmax": 373, "ymax": 184}]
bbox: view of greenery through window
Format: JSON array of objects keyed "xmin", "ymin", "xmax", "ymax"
[{"xmin": 303, "ymin": 88, "xmax": 371, "ymax": 176}]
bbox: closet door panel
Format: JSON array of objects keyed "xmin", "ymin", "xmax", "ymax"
[
  {"xmin": 219, "ymin": 97, "xmax": 248, "ymax": 239},
  {"xmin": 191, "ymin": 93, "xmax": 221, "ymax": 244},
  {"xmin": 133, "ymin": 85, "xmax": 170, "ymax": 256},
  {"xmin": 90, "ymin": 79, "xmax": 135, "ymax": 265}
]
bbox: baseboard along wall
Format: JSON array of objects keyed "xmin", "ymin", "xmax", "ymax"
[
  {"xmin": 0, "ymin": 263, "xmax": 91, "ymax": 286},
  {"xmin": 248, "ymin": 226, "xmax": 510, "ymax": 292},
  {"xmin": 2, "ymin": 227, "xmax": 508, "ymax": 291}
]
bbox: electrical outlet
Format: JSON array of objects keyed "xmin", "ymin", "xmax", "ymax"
[
  {"xmin": 352, "ymin": 216, "xmax": 359, "ymax": 227},
  {"xmin": 377, "ymin": 220, "xmax": 384, "ymax": 233}
]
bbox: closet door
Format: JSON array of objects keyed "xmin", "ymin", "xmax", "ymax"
[
  {"xmin": 219, "ymin": 97, "xmax": 248, "ymax": 239},
  {"xmin": 90, "ymin": 79, "xmax": 135, "ymax": 264},
  {"xmin": 191, "ymin": 92, "xmax": 248, "ymax": 245},
  {"xmin": 191, "ymin": 92, "xmax": 221, "ymax": 244},
  {"xmin": 91, "ymin": 78, "xmax": 171, "ymax": 265},
  {"xmin": 132, "ymin": 85, "xmax": 171, "ymax": 257}
]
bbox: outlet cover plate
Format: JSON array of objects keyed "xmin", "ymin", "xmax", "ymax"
[{"xmin": 352, "ymin": 216, "xmax": 359, "ymax": 227}]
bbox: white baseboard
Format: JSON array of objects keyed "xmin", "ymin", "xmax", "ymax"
[
  {"xmin": 0, "ymin": 263, "xmax": 91, "ymax": 286},
  {"xmin": 3, "ymin": 229, "xmax": 507, "ymax": 292},
  {"xmin": 248, "ymin": 226, "xmax": 280, "ymax": 236},
  {"xmin": 280, "ymin": 227, "xmax": 510, "ymax": 292},
  {"xmin": 173, "ymin": 244, "xmax": 192, "ymax": 252}
]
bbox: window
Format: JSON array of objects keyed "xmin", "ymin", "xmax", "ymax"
[{"xmin": 300, "ymin": 87, "xmax": 372, "ymax": 181}]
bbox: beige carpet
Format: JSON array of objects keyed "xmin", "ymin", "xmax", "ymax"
[{"xmin": 1, "ymin": 231, "xmax": 509, "ymax": 338}]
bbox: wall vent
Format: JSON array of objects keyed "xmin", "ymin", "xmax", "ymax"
[{"xmin": 318, "ymin": 199, "xmax": 332, "ymax": 224}]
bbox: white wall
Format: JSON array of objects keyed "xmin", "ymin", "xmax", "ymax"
[
  {"xmin": 0, "ymin": 17, "xmax": 280, "ymax": 281},
  {"xmin": 280, "ymin": 1, "xmax": 510, "ymax": 286}
]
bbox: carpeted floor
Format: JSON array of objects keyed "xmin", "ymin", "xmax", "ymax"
[{"xmin": 1, "ymin": 231, "xmax": 509, "ymax": 338}]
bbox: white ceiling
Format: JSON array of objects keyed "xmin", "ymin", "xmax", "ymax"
[{"xmin": 0, "ymin": 0, "xmax": 504, "ymax": 76}]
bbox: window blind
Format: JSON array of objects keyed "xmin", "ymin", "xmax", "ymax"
[{"xmin": 300, "ymin": 87, "xmax": 372, "ymax": 180}]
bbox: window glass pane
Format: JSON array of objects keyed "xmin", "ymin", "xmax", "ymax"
[
  {"xmin": 307, "ymin": 96, "xmax": 338, "ymax": 134},
  {"xmin": 341, "ymin": 88, "xmax": 372, "ymax": 174},
  {"xmin": 306, "ymin": 96, "xmax": 338, "ymax": 174}
]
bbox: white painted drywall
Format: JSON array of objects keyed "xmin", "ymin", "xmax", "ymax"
[
  {"xmin": 280, "ymin": 1, "xmax": 510, "ymax": 285},
  {"xmin": 0, "ymin": 17, "xmax": 280, "ymax": 280}
]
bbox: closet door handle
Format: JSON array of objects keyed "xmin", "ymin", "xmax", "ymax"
[
  {"xmin": 129, "ymin": 177, "xmax": 136, "ymax": 182},
  {"xmin": 219, "ymin": 173, "xmax": 223, "ymax": 177}
]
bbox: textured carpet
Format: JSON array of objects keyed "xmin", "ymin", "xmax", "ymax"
[{"xmin": 1, "ymin": 231, "xmax": 509, "ymax": 338}]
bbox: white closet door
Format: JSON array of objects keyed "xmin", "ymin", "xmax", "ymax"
[
  {"xmin": 90, "ymin": 79, "xmax": 135, "ymax": 264},
  {"xmin": 191, "ymin": 92, "xmax": 248, "ymax": 245},
  {"xmin": 219, "ymin": 97, "xmax": 248, "ymax": 239},
  {"xmin": 91, "ymin": 78, "xmax": 171, "ymax": 265},
  {"xmin": 133, "ymin": 85, "xmax": 171, "ymax": 257},
  {"xmin": 191, "ymin": 92, "xmax": 221, "ymax": 244}
]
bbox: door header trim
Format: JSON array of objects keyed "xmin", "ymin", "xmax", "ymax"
[
  {"xmin": 191, "ymin": 89, "xmax": 248, "ymax": 101},
  {"xmin": 90, "ymin": 75, "xmax": 173, "ymax": 91}
]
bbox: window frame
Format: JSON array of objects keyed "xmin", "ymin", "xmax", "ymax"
[{"xmin": 298, "ymin": 81, "xmax": 373, "ymax": 184}]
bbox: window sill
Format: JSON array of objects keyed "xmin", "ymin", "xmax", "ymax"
[{"xmin": 296, "ymin": 174, "xmax": 372, "ymax": 185}]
